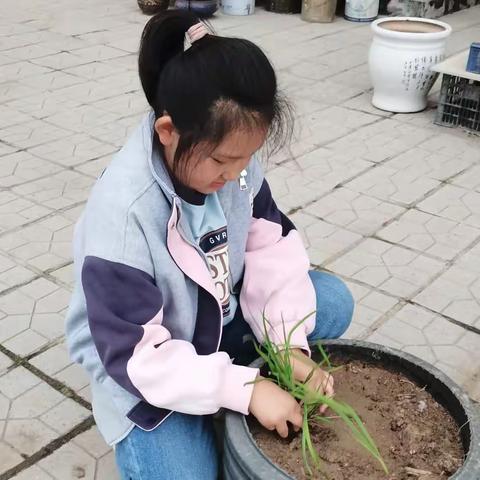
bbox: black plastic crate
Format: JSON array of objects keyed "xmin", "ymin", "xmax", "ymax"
[{"xmin": 435, "ymin": 74, "xmax": 480, "ymax": 132}]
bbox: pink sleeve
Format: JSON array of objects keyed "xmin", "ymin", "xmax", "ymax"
[
  {"xmin": 240, "ymin": 180, "xmax": 316, "ymax": 354},
  {"xmin": 127, "ymin": 313, "xmax": 258, "ymax": 415}
]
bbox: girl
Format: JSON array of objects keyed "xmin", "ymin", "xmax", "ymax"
[{"xmin": 65, "ymin": 10, "xmax": 353, "ymax": 480}]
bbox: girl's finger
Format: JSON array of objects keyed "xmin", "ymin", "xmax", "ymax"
[
  {"xmin": 322, "ymin": 374, "xmax": 335, "ymax": 397},
  {"xmin": 319, "ymin": 375, "xmax": 335, "ymax": 414},
  {"xmin": 276, "ymin": 421, "xmax": 289, "ymax": 438},
  {"xmin": 289, "ymin": 409, "xmax": 304, "ymax": 430}
]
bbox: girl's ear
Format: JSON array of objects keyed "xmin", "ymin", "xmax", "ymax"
[{"xmin": 154, "ymin": 115, "xmax": 176, "ymax": 147}]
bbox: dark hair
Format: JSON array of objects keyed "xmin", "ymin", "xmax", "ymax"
[{"xmin": 138, "ymin": 10, "xmax": 292, "ymax": 173}]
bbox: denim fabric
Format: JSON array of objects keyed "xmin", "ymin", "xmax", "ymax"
[
  {"xmin": 115, "ymin": 271, "xmax": 353, "ymax": 480},
  {"xmin": 115, "ymin": 413, "xmax": 218, "ymax": 480}
]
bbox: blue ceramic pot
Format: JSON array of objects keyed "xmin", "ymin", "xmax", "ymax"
[{"xmin": 175, "ymin": 0, "xmax": 218, "ymax": 17}]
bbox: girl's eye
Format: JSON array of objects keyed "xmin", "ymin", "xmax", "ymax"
[{"xmin": 211, "ymin": 157, "xmax": 223, "ymax": 164}]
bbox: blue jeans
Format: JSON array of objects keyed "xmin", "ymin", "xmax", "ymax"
[{"xmin": 115, "ymin": 271, "xmax": 353, "ymax": 480}]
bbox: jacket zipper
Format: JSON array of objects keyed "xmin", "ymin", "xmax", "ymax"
[{"xmin": 239, "ymin": 169, "xmax": 248, "ymax": 191}]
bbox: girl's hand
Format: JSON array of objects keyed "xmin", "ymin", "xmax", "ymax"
[
  {"xmin": 248, "ymin": 376, "xmax": 303, "ymax": 438},
  {"xmin": 289, "ymin": 348, "xmax": 334, "ymax": 414}
]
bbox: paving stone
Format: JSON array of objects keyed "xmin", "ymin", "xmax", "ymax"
[
  {"xmin": 327, "ymin": 118, "xmax": 432, "ymax": 163},
  {"xmin": 19, "ymin": 71, "xmax": 84, "ymax": 91},
  {"xmin": 0, "ymin": 31, "xmax": 34, "ymax": 51},
  {"xmin": 4, "ymin": 44, "xmax": 59, "ymax": 62},
  {"xmin": 365, "ymin": 304, "xmax": 480, "ymax": 401},
  {"xmin": 50, "ymin": 263, "xmax": 75, "ymax": 289},
  {"xmin": 3, "ymin": 330, "xmax": 50, "ymax": 358},
  {"xmin": 28, "ymin": 134, "xmax": 116, "ymax": 168},
  {"xmin": 288, "ymin": 95, "xmax": 327, "ymax": 118},
  {"xmin": 266, "ymin": 132, "xmax": 319, "ymax": 166},
  {"xmin": 305, "ymin": 188, "xmax": 405, "ymax": 236},
  {"xmin": 41, "ymin": 398, "xmax": 90, "ymax": 435},
  {"xmin": 89, "ymin": 114, "xmax": 145, "ymax": 148},
  {"xmin": 44, "ymin": 105, "xmax": 122, "ymax": 137},
  {"xmin": 390, "ymin": 106, "xmax": 440, "ymax": 130},
  {"xmin": 342, "ymin": 281, "xmax": 399, "ymax": 339},
  {"xmin": 414, "ymin": 242, "xmax": 480, "ymax": 329},
  {"xmin": 0, "ymin": 366, "xmax": 41, "ymax": 400},
  {"xmin": 290, "ymin": 211, "xmax": 362, "ymax": 265},
  {"xmin": 0, "ymin": 83, "xmax": 39, "ymax": 104},
  {"xmin": 327, "ymin": 63, "xmax": 372, "ymax": 91},
  {"xmin": 93, "ymin": 93, "xmax": 149, "ymax": 117},
  {"xmin": 0, "ymin": 151, "xmax": 62, "ymax": 187},
  {"xmin": 95, "ymin": 451, "xmax": 119, "ymax": 480},
  {"xmin": 30, "ymin": 341, "xmax": 89, "ymax": 397},
  {"xmin": 0, "ymin": 367, "xmax": 89, "ymax": 459},
  {"xmin": 13, "ymin": 170, "xmax": 93, "ymax": 210},
  {"xmin": 74, "ymin": 155, "xmax": 111, "ymax": 179},
  {"xmin": 73, "ymin": 426, "xmax": 112, "ymax": 459},
  {"xmin": 300, "ymin": 106, "xmax": 378, "ymax": 144},
  {"xmin": 37, "ymin": 441, "xmax": 97, "ymax": 480},
  {"xmin": 267, "ymin": 148, "xmax": 372, "ymax": 211},
  {"xmin": 62, "ymin": 61, "xmax": 126, "ymax": 81},
  {"xmin": 8, "ymin": 383, "xmax": 64, "ymax": 419},
  {"xmin": 0, "ymin": 212, "xmax": 76, "ymax": 272},
  {"xmin": 378, "ymin": 209, "xmax": 480, "ymax": 260},
  {"xmin": 78, "ymin": 385, "xmax": 92, "ymax": 404},
  {"xmin": 35, "ymin": 32, "xmax": 91, "ymax": 54},
  {"xmin": 346, "ymin": 161, "xmax": 440, "ymax": 207},
  {"xmin": 292, "ymin": 45, "xmax": 367, "ymax": 81},
  {"xmin": 417, "ymin": 130, "xmax": 480, "ymax": 158},
  {"xmin": 0, "ymin": 351, "xmax": 13, "ymax": 375},
  {"xmin": 11, "ymin": 465, "xmax": 54, "ymax": 480},
  {"xmin": 326, "ymin": 238, "xmax": 445, "ymax": 298},
  {"xmin": 54, "ymin": 364, "xmax": 90, "ymax": 395},
  {"xmin": 30, "ymin": 342, "xmax": 71, "ymax": 377},
  {"xmin": 30, "ymin": 52, "xmax": 89, "ymax": 70},
  {"xmin": 4, "ymin": 418, "xmax": 59, "ymax": 457},
  {"xmin": 451, "ymin": 165, "xmax": 480, "ymax": 193},
  {"xmin": 106, "ymin": 53, "xmax": 138, "ymax": 72},
  {"xmin": 1, "ymin": 2, "xmax": 480, "ymax": 475},
  {"xmin": 0, "ymin": 105, "xmax": 34, "ymax": 129},
  {"xmin": 418, "ymin": 185, "xmax": 480, "ymax": 229},
  {"xmin": 0, "ymin": 279, "xmax": 70, "ymax": 356},
  {"xmin": 387, "ymin": 144, "xmax": 474, "ymax": 182},
  {"xmin": 0, "ymin": 251, "xmax": 36, "ymax": 293},
  {"xmin": 267, "ymin": 164, "xmax": 324, "ymax": 212},
  {"xmin": 5, "ymin": 89, "xmax": 82, "ymax": 119},
  {"xmin": 295, "ymin": 79, "xmax": 363, "ymax": 106},
  {"xmin": 69, "ymin": 45, "xmax": 130, "ymax": 63},
  {"xmin": 0, "ymin": 142, "xmax": 17, "ymax": 157},
  {"xmin": 0, "ymin": 120, "xmax": 73, "ymax": 150},
  {"xmin": 0, "ymin": 441, "xmax": 24, "ymax": 475},
  {"xmin": 0, "ymin": 53, "xmax": 18, "ymax": 66},
  {"xmin": 0, "ymin": 393, "xmax": 10, "ymax": 419},
  {"xmin": 341, "ymin": 92, "xmax": 393, "ymax": 118},
  {"xmin": 53, "ymin": 77, "xmax": 139, "ymax": 107}
]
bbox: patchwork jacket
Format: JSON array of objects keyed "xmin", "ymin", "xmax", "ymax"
[{"xmin": 65, "ymin": 112, "xmax": 316, "ymax": 445}]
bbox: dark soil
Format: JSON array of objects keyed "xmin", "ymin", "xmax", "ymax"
[{"xmin": 249, "ymin": 358, "xmax": 464, "ymax": 479}]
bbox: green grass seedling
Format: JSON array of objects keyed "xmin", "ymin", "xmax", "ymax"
[{"xmin": 252, "ymin": 313, "xmax": 388, "ymax": 477}]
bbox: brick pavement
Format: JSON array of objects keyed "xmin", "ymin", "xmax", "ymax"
[{"xmin": 0, "ymin": 1, "xmax": 479, "ymax": 478}]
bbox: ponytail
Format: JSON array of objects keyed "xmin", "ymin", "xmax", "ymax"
[{"xmin": 139, "ymin": 10, "xmax": 198, "ymax": 106}]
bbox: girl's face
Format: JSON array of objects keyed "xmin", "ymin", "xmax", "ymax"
[{"xmin": 155, "ymin": 116, "xmax": 266, "ymax": 194}]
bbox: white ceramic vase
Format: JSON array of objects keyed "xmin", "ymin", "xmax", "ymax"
[
  {"xmin": 369, "ymin": 17, "xmax": 452, "ymax": 113},
  {"xmin": 222, "ymin": 0, "xmax": 254, "ymax": 15}
]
